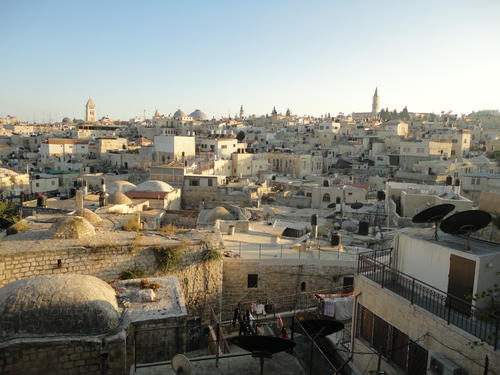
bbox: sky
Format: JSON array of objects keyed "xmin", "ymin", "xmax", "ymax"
[{"xmin": 1, "ymin": 0, "xmax": 499, "ymax": 122}]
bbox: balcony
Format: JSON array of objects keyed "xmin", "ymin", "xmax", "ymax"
[{"xmin": 357, "ymin": 252, "xmax": 499, "ymax": 349}]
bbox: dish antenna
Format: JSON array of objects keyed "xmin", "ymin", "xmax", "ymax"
[
  {"xmin": 350, "ymin": 202, "xmax": 363, "ymax": 210},
  {"xmin": 230, "ymin": 336, "xmax": 296, "ymax": 375},
  {"xmin": 412, "ymin": 204, "xmax": 455, "ymax": 240},
  {"xmin": 171, "ymin": 354, "xmax": 192, "ymax": 375},
  {"xmin": 440, "ymin": 210, "xmax": 491, "ymax": 250},
  {"xmin": 300, "ymin": 319, "xmax": 344, "ymax": 338}
]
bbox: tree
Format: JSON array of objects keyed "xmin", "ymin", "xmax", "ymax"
[
  {"xmin": 401, "ymin": 106, "xmax": 410, "ymax": 121},
  {"xmin": 236, "ymin": 130, "xmax": 246, "ymax": 142}
]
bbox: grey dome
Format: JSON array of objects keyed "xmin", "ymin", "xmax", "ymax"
[
  {"xmin": 0, "ymin": 274, "xmax": 120, "ymax": 336},
  {"xmin": 49, "ymin": 216, "xmax": 96, "ymax": 239},
  {"xmin": 75, "ymin": 208, "xmax": 102, "ymax": 224},
  {"xmin": 108, "ymin": 191, "xmax": 133, "ymax": 205},
  {"xmin": 107, "ymin": 180, "xmax": 136, "ymax": 194},
  {"xmin": 134, "ymin": 180, "xmax": 174, "ymax": 192},
  {"xmin": 173, "ymin": 109, "xmax": 186, "ymax": 119},
  {"xmin": 190, "ymin": 109, "xmax": 208, "ymax": 121}
]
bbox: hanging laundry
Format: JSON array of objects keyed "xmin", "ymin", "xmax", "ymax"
[
  {"xmin": 324, "ymin": 298, "xmax": 335, "ymax": 317},
  {"xmin": 251, "ymin": 303, "xmax": 257, "ymax": 313},
  {"xmin": 333, "ymin": 295, "xmax": 354, "ymax": 320},
  {"xmin": 255, "ymin": 304, "xmax": 266, "ymax": 315},
  {"xmin": 276, "ymin": 315, "xmax": 284, "ymax": 330}
]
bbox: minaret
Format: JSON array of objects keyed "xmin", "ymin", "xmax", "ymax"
[
  {"xmin": 271, "ymin": 106, "xmax": 278, "ymax": 116},
  {"xmin": 239, "ymin": 105, "xmax": 244, "ymax": 119},
  {"xmin": 372, "ymin": 87, "xmax": 380, "ymax": 115},
  {"xmin": 85, "ymin": 98, "xmax": 96, "ymax": 122}
]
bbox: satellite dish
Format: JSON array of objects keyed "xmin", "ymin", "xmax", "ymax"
[
  {"xmin": 412, "ymin": 204, "xmax": 455, "ymax": 240},
  {"xmin": 172, "ymin": 354, "xmax": 192, "ymax": 375},
  {"xmin": 440, "ymin": 210, "xmax": 492, "ymax": 250},
  {"xmin": 350, "ymin": 202, "xmax": 363, "ymax": 210},
  {"xmin": 300, "ymin": 319, "xmax": 344, "ymax": 337},
  {"xmin": 230, "ymin": 336, "xmax": 296, "ymax": 375}
]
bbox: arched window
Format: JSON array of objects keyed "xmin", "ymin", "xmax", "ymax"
[
  {"xmin": 301, "ymin": 281, "xmax": 306, "ymax": 292},
  {"xmin": 323, "ymin": 193, "xmax": 331, "ymax": 202}
]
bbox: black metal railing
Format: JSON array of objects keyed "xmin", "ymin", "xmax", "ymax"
[{"xmin": 357, "ymin": 254, "xmax": 500, "ymax": 350}]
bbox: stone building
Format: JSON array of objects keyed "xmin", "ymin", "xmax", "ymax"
[
  {"xmin": 0, "ymin": 274, "xmax": 188, "ymax": 375},
  {"xmin": 343, "ymin": 228, "xmax": 500, "ymax": 374},
  {"xmin": 85, "ymin": 98, "xmax": 96, "ymax": 122}
]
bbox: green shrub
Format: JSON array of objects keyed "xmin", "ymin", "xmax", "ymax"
[
  {"xmin": 123, "ymin": 216, "xmax": 141, "ymax": 232},
  {"xmin": 201, "ymin": 247, "xmax": 222, "ymax": 262},
  {"xmin": 155, "ymin": 245, "xmax": 184, "ymax": 273},
  {"xmin": 119, "ymin": 266, "xmax": 147, "ymax": 280},
  {"xmin": 6, "ymin": 220, "xmax": 29, "ymax": 235}
]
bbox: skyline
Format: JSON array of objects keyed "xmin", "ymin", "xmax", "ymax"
[{"xmin": 1, "ymin": 0, "xmax": 500, "ymax": 122}]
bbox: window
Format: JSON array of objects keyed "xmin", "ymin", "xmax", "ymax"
[
  {"xmin": 358, "ymin": 305, "xmax": 428, "ymax": 375},
  {"xmin": 322, "ymin": 193, "xmax": 331, "ymax": 202},
  {"xmin": 35, "ymin": 182, "xmax": 39, "ymax": 188},
  {"xmin": 301, "ymin": 281, "xmax": 306, "ymax": 292},
  {"xmin": 207, "ymin": 179, "xmax": 213, "ymax": 187},
  {"xmin": 221, "ymin": 145, "xmax": 227, "ymax": 149},
  {"xmin": 189, "ymin": 179, "xmax": 200, "ymax": 186},
  {"xmin": 247, "ymin": 274, "xmax": 258, "ymax": 288},
  {"xmin": 51, "ymin": 180, "xmax": 55, "ymax": 185}
]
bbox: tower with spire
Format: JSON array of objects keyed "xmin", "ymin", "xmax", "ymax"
[
  {"xmin": 85, "ymin": 98, "xmax": 96, "ymax": 122},
  {"xmin": 372, "ymin": 87, "xmax": 380, "ymax": 115},
  {"xmin": 271, "ymin": 106, "xmax": 278, "ymax": 116},
  {"xmin": 239, "ymin": 105, "xmax": 244, "ymax": 119}
]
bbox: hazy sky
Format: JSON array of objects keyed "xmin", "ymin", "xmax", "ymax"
[{"xmin": 1, "ymin": 0, "xmax": 499, "ymax": 122}]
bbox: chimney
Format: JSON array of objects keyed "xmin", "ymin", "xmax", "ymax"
[{"xmin": 75, "ymin": 190, "xmax": 84, "ymax": 211}]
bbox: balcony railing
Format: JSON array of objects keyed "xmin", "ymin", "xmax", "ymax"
[{"xmin": 357, "ymin": 253, "xmax": 500, "ymax": 350}]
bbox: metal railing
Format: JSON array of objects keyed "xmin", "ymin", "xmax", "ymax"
[
  {"xmin": 357, "ymin": 253, "xmax": 500, "ymax": 349},
  {"xmin": 215, "ymin": 288, "xmax": 338, "ymax": 323}
]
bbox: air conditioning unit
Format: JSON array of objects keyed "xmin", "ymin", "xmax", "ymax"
[{"xmin": 427, "ymin": 352, "xmax": 464, "ymax": 375}]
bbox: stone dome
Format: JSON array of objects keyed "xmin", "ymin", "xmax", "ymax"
[
  {"xmin": 202, "ymin": 206, "xmax": 234, "ymax": 225},
  {"xmin": 173, "ymin": 109, "xmax": 186, "ymax": 119},
  {"xmin": 107, "ymin": 180, "xmax": 137, "ymax": 194},
  {"xmin": 75, "ymin": 208, "xmax": 102, "ymax": 224},
  {"xmin": 190, "ymin": 109, "xmax": 208, "ymax": 121},
  {"xmin": 61, "ymin": 117, "xmax": 71, "ymax": 123},
  {"xmin": 0, "ymin": 274, "xmax": 120, "ymax": 336},
  {"xmin": 134, "ymin": 180, "xmax": 174, "ymax": 193},
  {"xmin": 108, "ymin": 192, "xmax": 133, "ymax": 205},
  {"xmin": 49, "ymin": 216, "xmax": 96, "ymax": 239}
]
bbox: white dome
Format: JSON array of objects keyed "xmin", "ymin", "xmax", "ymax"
[
  {"xmin": 173, "ymin": 109, "xmax": 186, "ymax": 119},
  {"xmin": 134, "ymin": 180, "xmax": 174, "ymax": 193},
  {"xmin": 190, "ymin": 109, "xmax": 208, "ymax": 121},
  {"xmin": 107, "ymin": 180, "xmax": 137, "ymax": 194}
]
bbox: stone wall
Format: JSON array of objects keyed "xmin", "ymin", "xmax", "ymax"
[
  {"xmin": 128, "ymin": 316, "xmax": 187, "ymax": 366},
  {"xmin": 0, "ymin": 339, "xmax": 105, "ymax": 375},
  {"xmin": 0, "ymin": 242, "xmax": 223, "ymax": 321},
  {"xmin": 222, "ymin": 259, "xmax": 355, "ymax": 309}
]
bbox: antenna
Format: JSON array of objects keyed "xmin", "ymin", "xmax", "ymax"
[
  {"xmin": 440, "ymin": 210, "xmax": 491, "ymax": 250},
  {"xmin": 230, "ymin": 336, "xmax": 296, "ymax": 375},
  {"xmin": 412, "ymin": 204, "xmax": 455, "ymax": 240},
  {"xmin": 171, "ymin": 354, "xmax": 192, "ymax": 375}
]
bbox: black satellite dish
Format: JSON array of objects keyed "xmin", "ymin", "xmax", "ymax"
[
  {"xmin": 440, "ymin": 210, "xmax": 492, "ymax": 250},
  {"xmin": 412, "ymin": 204, "xmax": 456, "ymax": 240},
  {"xmin": 230, "ymin": 336, "xmax": 296, "ymax": 375},
  {"xmin": 300, "ymin": 319, "xmax": 345, "ymax": 338},
  {"xmin": 350, "ymin": 202, "xmax": 363, "ymax": 210},
  {"xmin": 327, "ymin": 203, "xmax": 336, "ymax": 209}
]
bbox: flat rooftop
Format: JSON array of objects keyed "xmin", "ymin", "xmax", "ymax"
[
  {"xmin": 0, "ymin": 213, "xmax": 180, "ymax": 255},
  {"xmin": 117, "ymin": 276, "xmax": 187, "ymax": 322},
  {"xmin": 135, "ymin": 351, "xmax": 305, "ymax": 375},
  {"xmin": 403, "ymin": 227, "xmax": 500, "ymax": 256}
]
